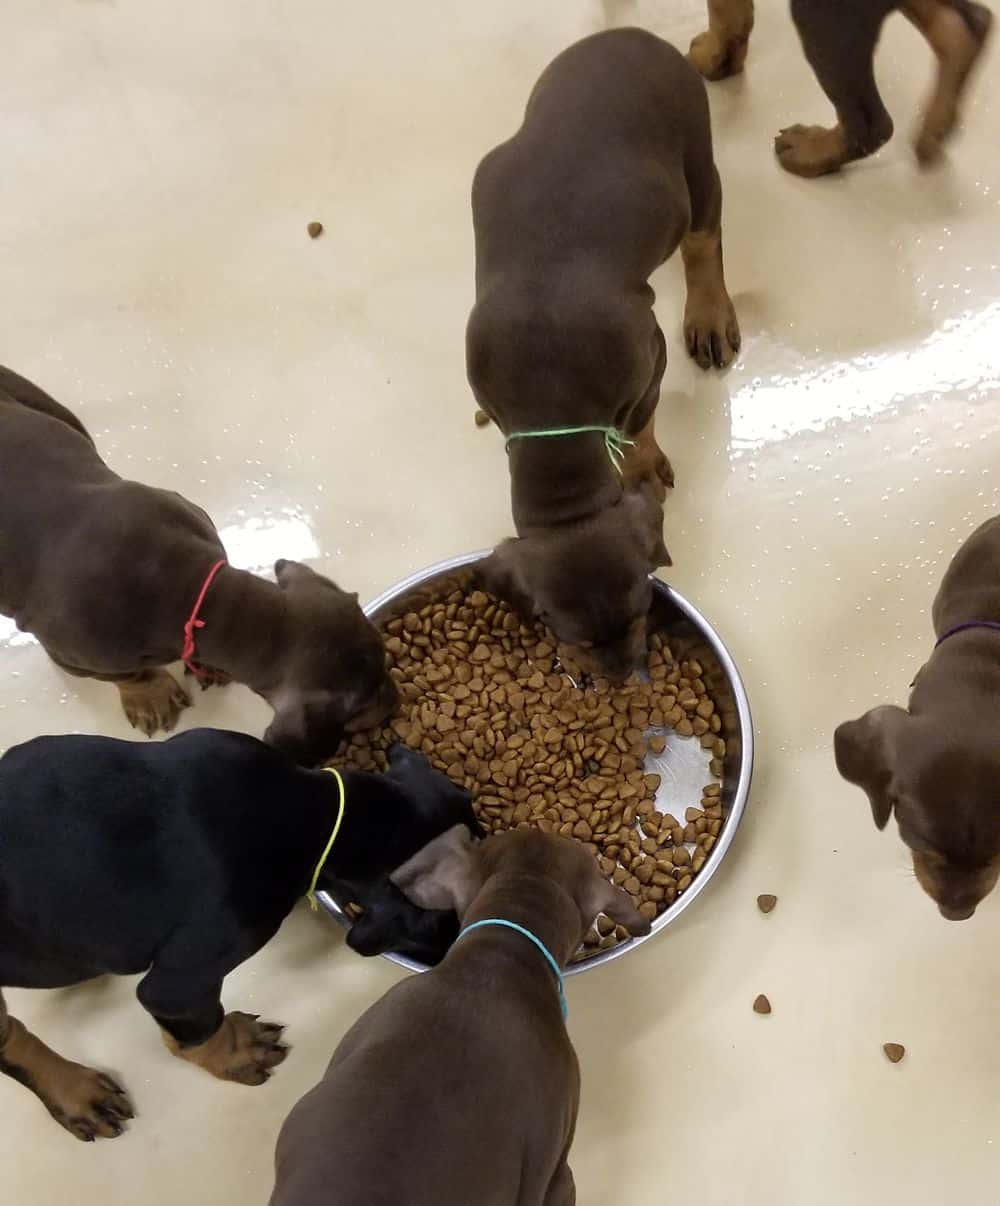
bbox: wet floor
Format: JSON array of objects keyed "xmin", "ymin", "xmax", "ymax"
[{"xmin": 2, "ymin": 1, "xmax": 998, "ymax": 1201}]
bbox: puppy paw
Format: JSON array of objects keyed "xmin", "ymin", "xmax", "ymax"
[
  {"xmin": 774, "ymin": 124, "xmax": 848, "ymax": 178},
  {"xmin": 41, "ymin": 1066, "xmax": 134, "ymax": 1143},
  {"xmin": 176, "ymin": 1012, "xmax": 288, "ymax": 1086},
  {"xmin": 118, "ymin": 670, "xmax": 191, "ymax": 737},
  {"xmin": 688, "ymin": 30, "xmax": 748, "ymax": 80},
  {"xmin": 684, "ymin": 294, "xmax": 741, "ymax": 371},
  {"xmin": 184, "ymin": 663, "xmax": 233, "ymax": 691},
  {"xmin": 914, "ymin": 127, "xmax": 947, "ymax": 167}
]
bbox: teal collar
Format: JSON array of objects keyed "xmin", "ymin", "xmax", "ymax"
[
  {"xmin": 455, "ymin": 919, "xmax": 568, "ymax": 1021},
  {"xmin": 504, "ymin": 425, "xmax": 634, "ymax": 476}
]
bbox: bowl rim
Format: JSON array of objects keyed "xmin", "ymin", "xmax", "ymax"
[{"xmin": 317, "ymin": 549, "xmax": 754, "ymax": 976}]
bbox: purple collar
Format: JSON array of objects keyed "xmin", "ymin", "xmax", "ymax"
[{"xmin": 935, "ymin": 620, "xmax": 1000, "ymax": 648}]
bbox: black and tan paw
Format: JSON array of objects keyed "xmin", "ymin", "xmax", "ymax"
[
  {"xmin": 45, "ymin": 1070, "xmax": 134, "ymax": 1143},
  {"xmin": 219, "ymin": 1014, "xmax": 288, "ymax": 1087}
]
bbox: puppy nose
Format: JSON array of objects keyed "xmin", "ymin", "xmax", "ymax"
[
  {"xmin": 274, "ymin": 559, "xmax": 288, "ymax": 574},
  {"xmin": 939, "ymin": 902, "xmax": 976, "ymax": 921}
]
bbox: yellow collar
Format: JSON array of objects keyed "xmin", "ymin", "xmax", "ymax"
[{"xmin": 306, "ymin": 767, "xmax": 346, "ymax": 911}]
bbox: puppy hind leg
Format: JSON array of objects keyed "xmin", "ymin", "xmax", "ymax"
[
  {"xmin": 690, "ymin": 0, "xmax": 755, "ymax": 80},
  {"xmin": 0, "ymin": 987, "xmax": 134, "ymax": 1142},
  {"xmin": 903, "ymin": 0, "xmax": 993, "ymax": 164},
  {"xmin": 775, "ymin": 0, "xmax": 895, "ymax": 177}
]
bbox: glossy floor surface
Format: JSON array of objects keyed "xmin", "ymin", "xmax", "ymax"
[{"xmin": 2, "ymin": 1, "xmax": 999, "ymax": 1202}]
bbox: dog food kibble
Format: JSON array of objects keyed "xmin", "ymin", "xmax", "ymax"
[
  {"xmin": 757, "ymin": 893, "xmax": 777, "ymax": 914},
  {"xmin": 307, "ymin": 221, "xmax": 324, "ymax": 238},
  {"xmin": 474, "ymin": 409, "xmax": 491, "ymax": 427},
  {"xmin": 337, "ymin": 585, "xmax": 727, "ymax": 960},
  {"xmin": 882, "ymin": 1043, "xmax": 905, "ymax": 1064},
  {"xmin": 753, "ymin": 994, "xmax": 772, "ymax": 1015}
]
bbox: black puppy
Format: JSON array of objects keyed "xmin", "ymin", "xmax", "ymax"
[
  {"xmin": 689, "ymin": 0, "xmax": 991, "ymax": 176},
  {"xmin": 0, "ymin": 731, "xmax": 477, "ymax": 1142}
]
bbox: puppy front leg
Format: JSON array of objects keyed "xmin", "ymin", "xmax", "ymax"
[
  {"xmin": 690, "ymin": 0, "xmax": 755, "ymax": 80},
  {"xmin": 681, "ymin": 170, "xmax": 740, "ymax": 372},
  {"xmin": 622, "ymin": 331, "xmax": 673, "ymax": 498},
  {"xmin": 622, "ymin": 419, "xmax": 673, "ymax": 502},
  {"xmin": 137, "ymin": 967, "xmax": 288, "ymax": 1086},
  {"xmin": 0, "ymin": 987, "xmax": 134, "ymax": 1141}
]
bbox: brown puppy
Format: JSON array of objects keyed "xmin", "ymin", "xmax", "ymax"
[
  {"xmin": 690, "ymin": 0, "xmax": 992, "ymax": 176},
  {"xmin": 467, "ymin": 29, "xmax": 739, "ymax": 681},
  {"xmin": 0, "ymin": 367, "xmax": 396, "ymax": 764},
  {"xmin": 835, "ymin": 516, "xmax": 1000, "ymax": 921},
  {"xmin": 270, "ymin": 827, "xmax": 650, "ymax": 1206}
]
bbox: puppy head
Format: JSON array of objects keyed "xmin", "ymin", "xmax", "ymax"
[
  {"xmin": 262, "ymin": 559, "xmax": 397, "ymax": 765},
  {"xmin": 320, "ymin": 752, "xmax": 480, "ymax": 961},
  {"xmin": 382, "ymin": 743, "xmax": 483, "ymax": 839},
  {"xmin": 835, "ymin": 705, "xmax": 1000, "ymax": 919},
  {"xmin": 345, "ymin": 877, "xmax": 460, "ymax": 966},
  {"xmin": 479, "ymin": 489, "xmax": 669, "ymax": 682},
  {"xmin": 392, "ymin": 827, "xmax": 650, "ymax": 962}
]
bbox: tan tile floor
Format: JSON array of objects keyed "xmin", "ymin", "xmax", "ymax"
[{"xmin": 2, "ymin": 0, "xmax": 999, "ymax": 1202}]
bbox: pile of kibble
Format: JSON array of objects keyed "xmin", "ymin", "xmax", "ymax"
[{"xmin": 336, "ymin": 586, "xmax": 728, "ymax": 956}]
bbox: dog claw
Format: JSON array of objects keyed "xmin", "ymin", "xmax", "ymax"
[
  {"xmin": 42, "ymin": 1066, "xmax": 136, "ymax": 1142},
  {"xmin": 217, "ymin": 1013, "xmax": 289, "ymax": 1085},
  {"xmin": 774, "ymin": 123, "xmax": 848, "ymax": 178},
  {"xmin": 118, "ymin": 671, "xmax": 191, "ymax": 737},
  {"xmin": 684, "ymin": 293, "xmax": 740, "ymax": 372},
  {"xmin": 184, "ymin": 663, "xmax": 233, "ymax": 690}
]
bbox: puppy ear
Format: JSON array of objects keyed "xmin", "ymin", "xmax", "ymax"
[
  {"xmin": 576, "ymin": 861, "xmax": 652, "ymax": 936},
  {"xmin": 391, "ymin": 824, "xmax": 479, "ymax": 914},
  {"xmin": 834, "ymin": 705, "xmax": 908, "ymax": 830},
  {"xmin": 477, "ymin": 539, "xmax": 535, "ymax": 616}
]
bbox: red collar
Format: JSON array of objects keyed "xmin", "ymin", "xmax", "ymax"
[{"xmin": 182, "ymin": 559, "xmax": 227, "ymax": 678}]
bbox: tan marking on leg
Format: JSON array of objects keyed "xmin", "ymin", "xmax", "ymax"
[
  {"xmin": 903, "ymin": 0, "xmax": 993, "ymax": 164},
  {"xmin": 690, "ymin": 0, "xmax": 755, "ymax": 80},
  {"xmin": 0, "ymin": 991, "xmax": 133, "ymax": 1142},
  {"xmin": 681, "ymin": 228, "xmax": 741, "ymax": 371},
  {"xmin": 162, "ymin": 1011, "xmax": 288, "ymax": 1086},
  {"xmin": 116, "ymin": 668, "xmax": 191, "ymax": 736},
  {"xmin": 623, "ymin": 418, "xmax": 673, "ymax": 502}
]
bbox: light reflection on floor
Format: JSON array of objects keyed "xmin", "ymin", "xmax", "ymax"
[{"xmin": 730, "ymin": 302, "xmax": 1000, "ymax": 453}]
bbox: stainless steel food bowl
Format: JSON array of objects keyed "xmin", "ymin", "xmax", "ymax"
[{"xmin": 317, "ymin": 550, "xmax": 753, "ymax": 975}]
